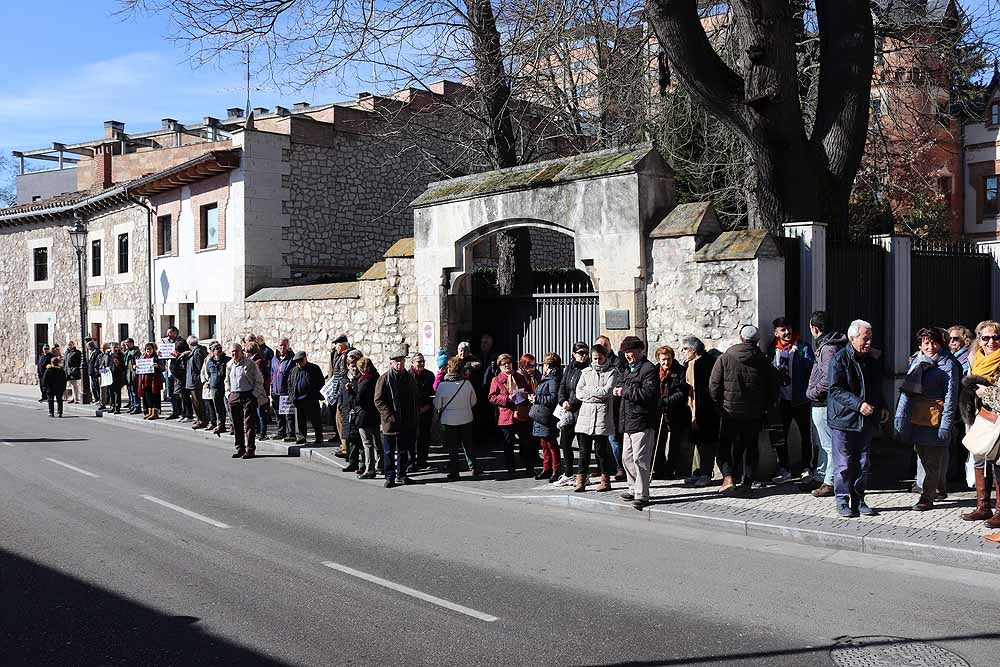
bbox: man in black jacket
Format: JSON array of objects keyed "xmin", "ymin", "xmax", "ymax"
[
  {"xmin": 291, "ymin": 351, "xmax": 325, "ymax": 444},
  {"xmin": 36, "ymin": 344, "xmax": 52, "ymax": 402},
  {"xmin": 613, "ymin": 336, "xmax": 660, "ymax": 510},
  {"xmin": 64, "ymin": 341, "xmax": 83, "ymax": 404},
  {"xmin": 186, "ymin": 336, "xmax": 210, "ymax": 429},
  {"xmin": 556, "ymin": 341, "xmax": 590, "ymax": 484}
]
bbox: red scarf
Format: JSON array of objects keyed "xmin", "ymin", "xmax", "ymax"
[{"xmin": 775, "ymin": 334, "xmax": 800, "ymax": 351}]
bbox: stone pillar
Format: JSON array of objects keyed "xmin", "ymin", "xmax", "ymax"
[
  {"xmin": 755, "ymin": 256, "xmax": 785, "ymax": 334},
  {"xmin": 874, "ymin": 234, "xmax": 912, "ymax": 398},
  {"xmin": 782, "ymin": 221, "xmax": 827, "ymax": 324},
  {"xmin": 978, "ymin": 240, "xmax": 1000, "ymax": 321}
]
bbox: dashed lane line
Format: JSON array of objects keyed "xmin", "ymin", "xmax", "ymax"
[
  {"xmin": 44, "ymin": 457, "xmax": 100, "ymax": 478},
  {"xmin": 140, "ymin": 495, "xmax": 231, "ymax": 529}
]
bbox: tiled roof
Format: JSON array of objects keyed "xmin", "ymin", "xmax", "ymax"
[{"xmin": 0, "ymin": 184, "xmax": 128, "ymax": 225}]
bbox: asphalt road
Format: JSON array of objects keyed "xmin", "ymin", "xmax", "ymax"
[{"xmin": 1, "ymin": 399, "xmax": 998, "ymax": 667}]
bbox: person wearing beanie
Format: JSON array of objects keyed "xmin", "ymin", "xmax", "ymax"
[{"xmin": 709, "ymin": 324, "xmax": 779, "ymax": 498}]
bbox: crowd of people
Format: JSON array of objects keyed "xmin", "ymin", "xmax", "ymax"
[{"xmin": 30, "ymin": 313, "xmax": 1000, "ymax": 535}]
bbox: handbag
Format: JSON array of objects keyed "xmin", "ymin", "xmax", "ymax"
[
  {"xmin": 529, "ymin": 402, "xmax": 556, "ymax": 426},
  {"xmin": 910, "ymin": 395, "xmax": 944, "ymax": 428},
  {"xmin": 962, "ymin": 408, "xmax": 1000, "ymax": 460}
]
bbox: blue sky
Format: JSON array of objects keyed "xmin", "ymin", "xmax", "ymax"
[{"xmin": 0, "ymin": 0, "xmax": 351, "ymax": 155}]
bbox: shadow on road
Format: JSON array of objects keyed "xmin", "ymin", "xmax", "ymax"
[
  {"xmin": 0, "ymin": 547, "xmax": 294, "ymax": 667},
  {"xmin": 1, "ymin": 437, "xmax": 88, "ymax": 443}
]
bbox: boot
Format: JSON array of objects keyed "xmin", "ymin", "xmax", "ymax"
[
  {"xmin": 143, "ymin": 409, "xmax": 152, "ymax": 420},
  {"xmin": 987, "ymin": 477, "xmax": 1000, "ymax": 529},
  {"xmin": 962, "ymin": 467, "xmax": 993, "ymax": 521},
  {"xmin": 149, "ymin": 409, "xmax": 160, "ymax": 420},
  {"xmin": 912, "ymin": 493, "xmax": 934, "ymax": 512},
  {"xmin": 595, "ymin": 474, "xmax": 612, "ymax": 492},
  {"xmin": 719, "ymin": 475, "xmax": 735, "ymax": 494},
  {"xmin": 984, "ymin": 531, "xmax": 1000, "ymax": 543},
  {"xmin": 573, "ymin": 473, "xmax": 587, "ymax": 492}
]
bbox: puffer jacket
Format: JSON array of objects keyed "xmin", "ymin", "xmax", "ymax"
[
  {"xmin": 709, "ymin": 342, "xmax": 778, "ymax": 420},
  {"xmin": 531, "ymin": 369, "xmax": 561, "ymax": 438},
  {"xmin": 575, "ymin": 362, "xmax": 618, "ymax": 436},
  {"xmin": 894, "ymin": 351, "xmax": 961, "ymax": 446},
  {"xmin": 828, "ymin": 345, "xmax": 885, "ymax": 432},
  {"xmin": 806, "ymin": 331, "xmax": 848, "ymax": 406}
]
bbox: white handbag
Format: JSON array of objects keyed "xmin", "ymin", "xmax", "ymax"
[{"xmin": 962, "ymin": 408, "xmax": 1000, "ymax": 461}]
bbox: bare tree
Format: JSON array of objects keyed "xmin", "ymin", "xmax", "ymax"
[{"xmin": 0, "ymin": 155, "xmax": 17, "ymax": 208}]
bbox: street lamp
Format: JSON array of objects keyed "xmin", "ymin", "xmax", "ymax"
[{"xmin": 67, "ymin": 216, "xmax": 91, "ymax": 404}]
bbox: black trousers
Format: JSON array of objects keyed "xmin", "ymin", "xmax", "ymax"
[
  {"xmin": 142, "ymin": 387, "xmax": 161, "ymax": 411},
  {"xmin": 272, "ymin": 394, "xmax": 293, "ymax": 436},
  {"xmin": 576, "ymin": 433, "xmax": 614, "ymax": 476},
  {"xmin": 775, "ymin": 399, "xmax": 812, "ymax": 471},
  {"xmin": 500, "ymin": 421, "xmax": 535, "ymax": 471},
  {"xmin": 718, "ymin": 417, "xmax": 761, "ymax": 484},
  {"xmin": 296, "ymin": 400, "xmax": 323, "ymax": 442},
  {"xmin": 558, "ymin": 426, "xmax": 576, "ymax": 476},
  {"xmin": 212, "ymin": 390, "xmax": 227, "ymax": 428},
  {"xmin": 47, "ymin": 394, "xmax": 63, "ymax": 416},
  {"xmin": 415, "ymin": 410, "xmax": 433, "ymax": 465},
  {"xmin": 442, "ymin": 422, "xmax": 479, "ymax": 472}
]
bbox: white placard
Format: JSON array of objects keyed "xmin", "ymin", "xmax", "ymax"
[
  {"xmin": 99, "ymin": 368, "xmax": 113, "ymax": 387},
  {"xmin": 321, "ymin": 377, "xmax": 338, "ymax": 404},
  {"xmin": 278, "ymin": 395, "xmax": 295, "ymax": 415},
  {"xmin": 136, "ymin": 358, "xmax": 155, "ymax": 375},
  {"xmin": 421, "ymin": 321, "xmax": 435, "ymax": 358}
]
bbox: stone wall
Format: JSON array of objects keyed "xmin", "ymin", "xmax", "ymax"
[
  {"xmin": 646, "ymin": 235, "xmax": 765, "ymax": 353},
  {"xmin": 244, "ymin": 255, "xmax": 418, "ymax": 372}
]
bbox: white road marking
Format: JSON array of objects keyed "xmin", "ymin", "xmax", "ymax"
[
  {"xmin": 310, "ymin": 450, "xmax": 347, "ymax": 469},
  {"xmin": 0, "ymin": 441, "xmax": 14, "ymax": 447},
  {"xmin": 44, "ymin": 457, "xmax": 99, "ymax": 477},
  {"xmin": 140, "ymin": 495, "xmax": 230, "ymax": 529},
  {"xmin": 321, "ymin": 560, "xmax": 499, "ymax": 622}
]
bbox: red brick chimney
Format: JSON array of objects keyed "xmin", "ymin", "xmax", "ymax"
[{"xmin": 91, "ymin": 143, "xmax": 114, "ymax": 190}]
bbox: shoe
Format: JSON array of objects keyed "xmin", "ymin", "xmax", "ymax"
[
  {"xmin": 963, "ymin": 467, "xmax": 993, "ymax": 521},
  {"xmin": 259, "ymin": 434, "xmax": 270, "ymax": 441},
  {"xmin": 984, "ymin": 531, "xmax": 1000, "ymax": 543},
  {"xmin": 360, "ymin": 471, "xmax": 376, "ymax": 480},
  {"xmin": 48, "ymin": 413, "xmax": 54, "ymax": 418},
  {"xmin": 573, "ymin": 474, "xmax": 587, "ymax": 492},
  {"xmin": 693, "ymin": 474, "xmax": 711, "ymax": 488},
  {"xmin": 719, "ymin": 475, "xmax": 735, "ymax": 494},
  {"xmin": 57, "ymin": 413, "xmax": 63, "ymax": 418},
  {"xmin": 837, "ymin": 504, "xmax": 858, "ymax": 518},
  {"xmin": 771, "ymin": 468, "xmax": 791, "ymax": 484},
  {"xmin": 858, "ymin": 503, "xmax": 877, "ymax": 517},
  {"xmin": 343, "ymin": 465, "xmax": 359, "ymax": 473},
  {"xmin": 548, "ymin": 471, "xmax": 562, "ymax": 484},
  {"xmin": 384, "ymin": 479, "xmax": 397, "ymax": 488},
  {"xmin": 797, "ymin": 478, "xmax": 821, "ymax": 493},
  {"xmin": 192, "ymin": 422, "xmax": 206, "ymax": 430},
  {"xmin": 683, "ymin": 474, "xmax": 700, "ymax": 486},
  {"xmin": 336, "ymin": 449, "xmax": 348, "ymax": 459},
  {"xmin": 446, "ymin": 471, "xmax": 460, "ymax": 482},
  {"xmin": 232, "ymin": 450, "xmax": 246, "ymax": 459},
  {"xmin": 811, "ymin": 483, "xmax": 835, "ymax": 498},
  {"xmin": 295, "ymin": 438, "xmax": 307, "ymax": 445},
  {"xmin": 534, "ymin": 469, "xmax": 551, "ymax": 481},
  {"xmin": 632, "ymin": 498, "xmax": 650, "ymax": 510},
  {"xmin": 751, "ymin": 481, "xmax": 768, "ymax": 490},
  {"xmin": 614, "ymin": 470, "xmax": 627, "ymax": 482},
  {"xmin": 619, "ymin": 490, "xmax": 635, "ymax": 502},
  {"xmin": 471, "ymin": 467, "xmax": 484, "ymax": 477},
  {"xmin": 525, "ymin": 467, "xmax": 536, "ymax": 478},
  {"xmin": 595, "ymin": 474, "xmax": 612, "ymax": 492},
  {"xmin": 242, "ymin": 450, "xmax": 256, "ymax": 459},
  {"xmin": 143, "ymin": 411, "xmax": 152, "ymax": 420},
  {"xmin": 38, "ymin": 398, "xmax": 45, "ymax": 403},
  {"xmin": 212, "ymin": 426, "xmax": 224, "ymax": 434},
  {"xmin": 911, "ymin": 496, "xmax": 934, "ymax": 512},
  {"xmin": 935, "ymin": 490, "xmax": 947, "ymax": 500},
  {"xmin": 164, "ymin": 414, "xmax": 179, "ymax": 420},
  {"xmin": 149, "ymin": 409, "xmax": 160, "ymax": 420},
  {"xmin": 407, "ymin": 463, "xmax": 419, "ymax": 474},
  {"xmin": 729, "ymin": 484, "xmax": 753, "ymax": 499},
  {"xmin": 909, "ymin": 483, "xmax": 922, "ymax": 494},
  {"xmin": 283, "ymin": 436, "xmax": 297, "ymax": 443},
  {"xmin": 401, "ymin": 476, "xmax": 417, "ymax": 486}
]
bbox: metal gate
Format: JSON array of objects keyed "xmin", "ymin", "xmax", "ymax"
[
  {"xmin": 911, "ymin": 240, "xmax": 991, "ymax": 333},
  {"xmin": 473, "ymin": 277, "xmax": 599, "ymax": 362},
  {"xmin": 826, "ymin": 239, "xmax": 887, "ymax": 343}
]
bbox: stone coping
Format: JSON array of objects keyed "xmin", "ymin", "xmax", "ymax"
[
  {"xmin": 694, "ymin": 229, "xmax": 781, "ymax": 262},
  {"xmin": 383, "ymin": 237, "xmax": 415, "ymax": 258},
  {"xmin": 359, "ymin": 261, "xmax": 387, "ymax": 281},
  {"xmin": 649, "ymin": 201, "xmax": 721, "ymax": 239},
  {"xmin": 245, "ymin": 281, "xmax": 360, "ymax": 302}
]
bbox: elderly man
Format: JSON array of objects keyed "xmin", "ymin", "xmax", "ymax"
[
  {"xmin": 828, "ymin": 319, "xmax": 887, "ymax": 518},
  {"xmin": 291, "ymin": 351, "xmax": 325, "ymax": 445},
  {"xmin": 375, "ymin": 347, "xmax": 420, "ymax": 488},
  {"xmin": 709, "ymin": 325, "xmax": 779, "ymax": 498},
  {"xmin": 186, "ymin": 335, "xmax": 210, "ymax": 429},
  {"xmin": 328, "ymin": 334, "xmax": 358, "ymax": 454},
  {"xmin": 225, "ymin": 342, "xmax": 268, "ymax": 459},
  {"xmin": 409, "ymin": 352, "xmax": 436, "ymax": 472},
  {"xmin": 36, "ymin": 344, "xmax": 52, "ymax": 402},
  {"xmin": 64, "ymin": 341, "xmax": 83, "ymax": 404},
  {"xmin": 270, "ymin": 338, "xmax": 297, "ymax": 441},
  {"xmin": 612, "ymin": 336, "xmax": 660, "ymax": 510}
]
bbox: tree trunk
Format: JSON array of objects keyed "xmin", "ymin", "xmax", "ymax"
[{"xmin": 495, "ymin": 229, "xmax": 533, "ymax": 296}]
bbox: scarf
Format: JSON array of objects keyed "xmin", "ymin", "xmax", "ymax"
[
  {"xmin": 775, "ymin": 334, "xmax": 800, "ymax": 351},
  {"xmin": 902, "ymin": 353, "xmax": 938, "ymax": 396},
  {"xmin": 972, "ymin": 347, "xmax": 1000, "ymax": 383},
  {"xmin": 659, "ymin": 365, "xmax": 672, "ymax": 399}
]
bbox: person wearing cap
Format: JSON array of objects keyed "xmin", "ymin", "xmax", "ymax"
[
  {"xmin": 555, "ymin": 341, "xmax": 592, "ymax": 485},
  {"xmin": 375, "ymin": 348, "xmax": 421, "ymax": 487},
  {"xmin": 409, "ymin": 352, "xmax": 437, "ymax": 472},
  {"xmin": 291, "ymin": 351, "xmax": 325, "ymax": 445},
  {"xmin": 828, "ymin": 319, "xmax": 887, "ymax": 517},
  {"xmin": 224, "ymin": 343, "xmax": 268, "ymax": 459},
  {"xmin": 338, "ymin": 349, "xmax": 365, "ymax": 471},
  {"xmin": 328, "ymin": 334, "xmax": 358, "ymax": 455},
  {"xmin": 612, "ymin": 336, "xmax": 660, "ymax": 509},
  {"xmin": 709, "ymin": 325, "xmax": 779, "ymax": 498}
]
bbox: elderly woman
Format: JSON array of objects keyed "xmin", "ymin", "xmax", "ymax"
[
  {"xmin": 339, "ymin": 350, "xmax": 366, "ymax": 473},
  {"xmin": 488, "ymin": 353, "xmax": 535, "ymax": 476},
  {"xmin": 949, "ymin": 325, "xmax": 974, "ymax": 374},
  {"xmin": 962, "ymin": 320, "xmax": 1000, "ymax": 525},
  {"xmin": 435, "ymin": 356, "xmax": 483, "ymax": 480},
  {"xmin": 354, "ymin": 357, "xmax": 382, "ymax": 479},
  {"xmin": 139, "ymin": 342, "xmax": 166, "ymax": 420},
  {"xmin": 574, "ymin": 344, "xmax": 618, "ymax": 492},
  {"xmin": 651, "ymin": 345, "xmax": 691, "ymax": 480},
  {"xmin": 895, "ymin": 327, "xmax": 961, "ymax": 511},
  {"xmin": 680, "ymin": 337, "xmax": 718, "ymax": 488},
  {"xmin": 530, "ymin": 352, "xmax": 563, "ymax": 481}
]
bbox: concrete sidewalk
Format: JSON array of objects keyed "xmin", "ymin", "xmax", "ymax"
[{"xmin": 6, "ymin": 382, "xmax": 1000, "ymax": 573}]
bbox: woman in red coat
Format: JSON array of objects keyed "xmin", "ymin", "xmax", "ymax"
[
  {"xmin": 489, "ymin": 353, "xmax": 536, "ymax": 476},
  {"xmin": 137, "ymin": 342, "xmax": 166, "ymax": 420}
]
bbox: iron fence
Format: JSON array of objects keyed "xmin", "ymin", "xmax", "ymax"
[{"xmin": 910, "ymin": 239, "xmax": 991, "ymax": 335}]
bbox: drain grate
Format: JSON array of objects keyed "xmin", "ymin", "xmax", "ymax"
[{"xmin": 830, "ymin": 635, "xmax": 970, "ymax": 667}]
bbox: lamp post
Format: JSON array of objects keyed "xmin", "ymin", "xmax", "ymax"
[{"xmin": 67, "ymin": 217, "xmax": 91, "ymax": 404}]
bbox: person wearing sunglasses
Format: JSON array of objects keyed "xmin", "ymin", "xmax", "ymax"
[
  {"xmin": 962, "ymin": 321, "xmax": 1000, "ymax": 527},
  {"xmin": 948, "ymin": 326, "xmax": 973, "ymax": 374}
]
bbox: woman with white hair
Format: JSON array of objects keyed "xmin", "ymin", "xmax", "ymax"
[{"xmin": 680, "ymin": 336, "xmax": 718, "ymax": 487}]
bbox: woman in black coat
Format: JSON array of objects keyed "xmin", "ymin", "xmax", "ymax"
[
  {"xmin": 354, "ymin": 358, "xmax": 382, "ymax": 479},
  {"xmin": 42, "ymin": 358, "xmax": 68, "ymax": 417}
]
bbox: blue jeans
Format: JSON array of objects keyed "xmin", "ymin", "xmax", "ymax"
[
  {"xmin": 382, "ymin": 432, "xmax": 415, "ymax": 480},
  {"xmin": 609, "ymin": 432, "xmax": 624, "ymax": 471},
  {"xmin": 811, "ymin": 406, "xmax": 834, "ymax": 486},
  {"xmin": 831, "ymin": 426, "xmax": 873, "ymax": 507}
]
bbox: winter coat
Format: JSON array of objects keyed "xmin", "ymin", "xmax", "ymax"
[
  {"xmin": 709, "ymin": 342, "xmax": 778, "ymax": 420},
  {"xmin": 87, "ymin": 348, "xmax": 101, "ymax": 379},
  {"xmin": 270, "ymin": 351, "xmax": 295, "ymax": 396},
  {"xmin": 36, "ymin": 353, "xmax": 52, "ymax": 378},
  {"xmin": 291, "ymin": 361, "xmax": 325, "ymax": 404},
  {"xmin": 488, "ymin": 371, "xmax": 532, "ymax": 426},
  {"xmin": 616, "ymin": 357, "xmax": 660, "ymax": 433},
  {"xmin": 137, "ymin": 354, "xmax": 165, "ymax": 394},
  {"xmin": 64, "ymin": 348, "xmax": 82, "ymax": 381},
  {"xmin": 327, "ymin": 346, "xmax": 358, "ymax": 396},
  {"xmin": 338, "ymin": 370, "xmax": 363, "ymax": 443},
  {"xmin": 411, "ymin": 367, "xmax": 436, "ymax": 409},
  {"xmin": 186, "ymin": 344, "xmax": 208, "ymax": 389},
  {"xmin": 770, "ymin": 338, "xmax": 814, "ymax": 404},
  {"xmin": 894, "ymin": 352, "xmax": 961, "ymax": 446},
  {"xmin": 480, "ymin": 351, "xmax": 500, "ymax": 391},
  {"xmin": 806, "ymin": 331, "xmax": 848, "ymax": 406},
  {"xmin": 124, "ymin": 347, "xmax": 141, "ymax": 385},
  {"xmin": 686, "ymin": 352, "xmax": 718, "ymax": 437},
  {"xmin": 109, "ymin": 352, "xmax": 126, "ymax": 387},
  {"xmin": 827, "ymin": 345, "xmax": 885, "ymax": 432},
  {"xmin": 41, "ymin": 364, "xmax": 67, "ymax": 396},
  {"xmin": 354, "ymin": 370, "xmax": 381, "ymax": 430},
  {"xmin": 434, "ymin": 376, "xmax": 478, "ymax": 426},
  {"xmin": 557, "ymin": 361, "xmax": 588, "ymax": 413},
  {"xmin": 202, "ymin": 354, "xmax": 231, "ymax": 392},
  {"xmin": 170, "ymin": 341, "xmax": 189, "ymax": 381},
  {"xmin": 659, "ymin": 360, "xmax": 691, "ymax": 428},
  {"xmin": 374, "ymin": 369, "xmax": 420, "ymax": 435},
  {"xmin": 575, "ymin": 362, "xmax": 618, "ymax": 436},
  {"xmin": 531, "ymin": 370, "xmax": 561, "ymax": 438}
]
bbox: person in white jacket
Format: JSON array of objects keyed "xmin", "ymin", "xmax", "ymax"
[
  {"xmin": 573, "ymin": 344, "xmax": 619, "ymax": 492},
  {"xmin": 434, "ymin": 356, "xmax": 483, "ymax": 480}
]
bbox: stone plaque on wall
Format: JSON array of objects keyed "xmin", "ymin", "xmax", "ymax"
[{"xmin": 605, "ymin": 309, "xmax": 630, "ymax": 330}]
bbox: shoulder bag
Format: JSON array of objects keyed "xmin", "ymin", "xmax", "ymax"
[{"xmin": 963, "ymin": 407, "xmax": 1000, "ymax": 461}]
